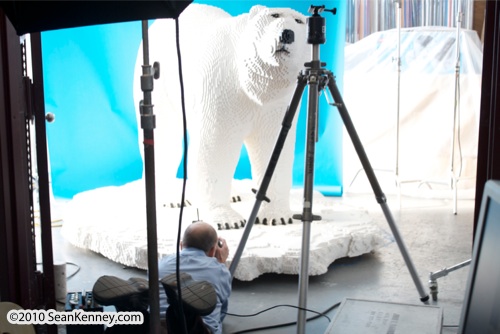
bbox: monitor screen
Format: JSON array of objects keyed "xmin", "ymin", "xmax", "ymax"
[{"xmin": 458, "ymin": 180, "xmax": 500, "ymax": 334}]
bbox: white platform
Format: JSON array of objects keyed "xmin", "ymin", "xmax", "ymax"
[{"xmin": 60, "ymin": 179, "xmax": 385, "ymax": 281}]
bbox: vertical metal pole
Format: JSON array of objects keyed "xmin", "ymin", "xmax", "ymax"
[
  {"xmin": 31, "ymin": 33, "xmax": 57, "ymax": 329},
  {"xmin": 140, "ymin": 20, "xmax": 160, "ymax": 334},
  {"xmin": 395, "ymin": 1, "xmax": 402, "ymax": 205},
  {"xmin": 450, "ymin": 3, "xmax": 462, "ymax": 215},
  {"xmin": 296, "ymin": 43, "xmax": 322, "ymax": 334}
]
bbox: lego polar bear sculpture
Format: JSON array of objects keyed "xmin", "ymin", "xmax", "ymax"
[{"xmin": 134, "ymin": 4, "xmax": 308, "ymax": 229}]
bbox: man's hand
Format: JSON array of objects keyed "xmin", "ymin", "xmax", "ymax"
[{"xmin": 215, "ymin": 237, "xmax": 229, "ymax": 264}]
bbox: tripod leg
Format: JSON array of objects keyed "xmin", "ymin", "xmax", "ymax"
[
  {"xmin": 326, "ymin": 74, "xmax": 429, "ymax": 302},
  {"xmin": 229, "ymin": 75, "xmax": 308, "ymax": 276}
]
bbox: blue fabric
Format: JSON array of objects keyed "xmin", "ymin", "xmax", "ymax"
[
  {"xmin": 158, "ymin": 248, "xmax": 232, "ymax": 334},
  {"xmin": 41, "ymin": 1, "xmax": 346, "ymax": 199}
]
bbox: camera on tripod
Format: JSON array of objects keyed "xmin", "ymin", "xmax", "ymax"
[{"xmin": 307, "ymin": 5, "xmax": 337, "ymax": 45}]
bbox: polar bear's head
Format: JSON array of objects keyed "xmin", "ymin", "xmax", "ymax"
[{"xmin": 237, "ymin": 6, "xmax": 308, "ymax": 105}]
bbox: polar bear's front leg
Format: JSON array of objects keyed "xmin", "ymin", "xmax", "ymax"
[
  {"xmin": 188, "ymin": 116, "xmax": 249, "ymax": 230},
  {"xmin": 245, "ymin": 106, "xmax": 298, "ymax": 226}
]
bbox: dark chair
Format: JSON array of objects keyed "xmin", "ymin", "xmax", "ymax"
[{"xmin": 92, "ymin": 273, "xmax": 216, "ymax": 334}]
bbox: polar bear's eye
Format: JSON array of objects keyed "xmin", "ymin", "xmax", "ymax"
[
  {"xmin": 295, "ymin": 18, "xmax": 304, "ymax": 24},
  {"xmin": 271, "ymin": 13, "xmax": 280, "ymax": 18}
]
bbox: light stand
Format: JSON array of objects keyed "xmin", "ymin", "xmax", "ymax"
[
  {"xmin": 428, "ymin": 2, "xmax": 471, "ymax": 301},
  {"xmin": 450, "ymin": 3, "xmax": 462, "ymax": 215},
  {"xmin": 139, "ymin": 20, "xmax": 161, "ymax": 334},
  {"xmin": 348, "ymin": 1, "xmax": 408, "ymax": 207},
  {"xmin": 399, "ymin": 2, "xmax": 464, "ymax": 214},
  {"xmin": 395, "ymin": 0, "xmax": 402, "ymax": 204},
  {"xmin": 429, "ymin": 258, "xmax": 470, "ymax": 301},
  {"xmin": 230, "ymin": 6, "xmax": 428, "ymax": 334}
]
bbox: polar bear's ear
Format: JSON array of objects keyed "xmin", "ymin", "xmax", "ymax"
[{"xmin": 249, "ymin": 5, "xmax": 267, "ymax": 18}]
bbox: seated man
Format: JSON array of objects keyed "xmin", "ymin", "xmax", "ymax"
[{"xmin": 159, "ymin": 221, "xmax": 232, "ymax": 334}]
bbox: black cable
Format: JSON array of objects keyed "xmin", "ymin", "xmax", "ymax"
[
  {"xmin": 226, "ymin": 301, "xmax": 341, "ymax": 334},
  {"xmin": 36, "ymin": 261, "xmax": 80, "ymax": 280},
  {"xmin": 174, "ymin": 16, "xmax": 189, "ymax": 334},
  {"xmin": 225, "ymin": 304, "xmax": 331, "ymax": 321}
]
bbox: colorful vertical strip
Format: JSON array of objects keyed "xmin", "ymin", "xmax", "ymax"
[{"xmin": 346, "ymin": 0, "xmax": 474, "ymax": 43}]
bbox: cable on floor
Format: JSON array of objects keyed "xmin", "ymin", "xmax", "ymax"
[
  {"xmin": 65, "ymin": 261, "xmax": 81, "ymax": 279},
  {"xmin": 225, "ymin": 301, "xmax": 341, "ymax": 333},
  {"xmin": 36, "ymin": 261, "xmax": 80, "ymax": 280},
  {"xmin": 37, "ymin": 261, "xmax": 81, "ymax": 305}
]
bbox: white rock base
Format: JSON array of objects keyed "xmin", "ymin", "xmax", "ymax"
[{"xmin": 61, "ymin": 179, "xmax": 385, "ymax": 281}]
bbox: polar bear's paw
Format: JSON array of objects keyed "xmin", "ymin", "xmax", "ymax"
[
  {"xmin": 230, "ymin": 196, "xmax": 243, "ymax": 203},
  {"xmin": 159, "ymin": 200, "xmax": 193, "ymax": 209},
  {"xmin": 204, "ymin": 205, "xmax": 247, "ymax": 231},
  {"xmin": 255, "ymin": 206, "xmax": 297, "ymax": 226},
  {"xmin": 255, "ymin": 215, "xmax": 294, "ymax": 226}
]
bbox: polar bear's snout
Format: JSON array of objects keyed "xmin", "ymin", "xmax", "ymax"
[
  {"xmin": 275, "ymin": 29, "xmax": 295, "ymax": 54},
  {"xmin": 280, "ymin": 29, "xmax": 294, "ymax": 44}
]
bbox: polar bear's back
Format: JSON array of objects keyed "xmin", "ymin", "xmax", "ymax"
[
  {"xmin": 143, "ymin": 3, "xmax": 245, "ymax": 122},
  {"xmin": 180, "ymin": 3, "xmax": 231, "ymax": 24},
  {"xmin": 149, "ymin": 4, "xmax": 232, "ymax": 44},
  {"xmin": 146, "ymin": 4, "xmax": 239, "ymax": 92}
]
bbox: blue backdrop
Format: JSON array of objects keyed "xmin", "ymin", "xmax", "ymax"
[{"xmin": 41, "ymin": 1, "xmax": 345, "ymax": 199}]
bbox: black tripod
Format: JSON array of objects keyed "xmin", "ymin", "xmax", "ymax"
[{"xmin": 229, "ymin": 5, "xmax": 429, "ymax": 334}]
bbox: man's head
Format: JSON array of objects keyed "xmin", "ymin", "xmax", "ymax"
[{"xmin": 182, "ymin": 221, "xmax": 218, "ymax": 256}]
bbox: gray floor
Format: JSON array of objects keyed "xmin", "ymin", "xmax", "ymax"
[{"xmin": 46, "ymin": 186, "xmax": 475, "ymax": 334}]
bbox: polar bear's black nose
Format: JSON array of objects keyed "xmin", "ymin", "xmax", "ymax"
[{"xmin": 280, "ymin": 29, "xmax": 294, "ymax": 44}]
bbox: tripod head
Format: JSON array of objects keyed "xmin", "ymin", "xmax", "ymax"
[{"xmin": 307, "ymin": 5, "xmax": 336, "ymax": 45}]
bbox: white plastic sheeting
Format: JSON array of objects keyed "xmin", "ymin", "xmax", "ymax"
[{"xmin": 342, "ymin": 27, "xmax": 482, "ymax": 192}]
